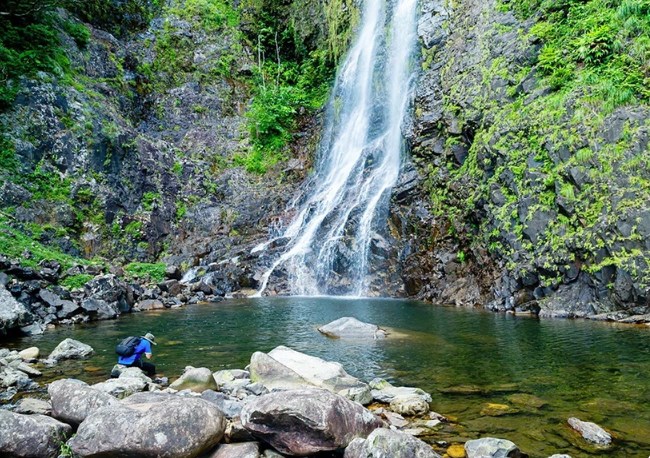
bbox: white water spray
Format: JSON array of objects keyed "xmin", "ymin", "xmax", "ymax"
[{"xmin": 255, "ymin": 0, "xmax": 419, "ymax": 296}]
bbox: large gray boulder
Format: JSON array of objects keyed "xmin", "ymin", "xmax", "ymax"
[
  {"xmin": 0, "ymin": 284, "xmax": 32, "ymax": 335},
  {"xmin": 344, "ymin": 428, "xmax": 441, "ymax": 458},
  {"xmin": 69, "ymin": 392, "xmax": 226, "ymax": 457},
  {"xmin": 48, "ymin": 338, "xmax": 94, "ymax": 361},
  {"xmin": 0, "ymin": 410, "xmax": 72, "ymax": 458},
  {"xmin": 84, "ymin": 274, "xmax": 133, "ymax": 313},
  {"xmin": 464, "ymin": 437, "xmax": 523, "ymax": 458},
  {"xmin": 567, "ymin": 417, "xmax": 612, "ymax": 446},
  {"xmin": 250, "ymin": 346, "xmax": 372, "ymax": 403},
  {"xmin": 48, "ymin": 379, "xmax": 119, "ymax": 426},
  {"xmin": 241, "ymin": 388, "xmax": 384, "ymax": 456},
  {"xmin": 169, "ymin": 366, "xmax": 219, "ymax": 392},
  {"xmin": 318, "ymin": 317, "xmax": 387, "ymax": 339}
]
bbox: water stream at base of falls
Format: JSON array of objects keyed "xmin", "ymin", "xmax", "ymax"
[{"xmin": 254, "ymin": 0, "xmax": 419, "ymax": 296}]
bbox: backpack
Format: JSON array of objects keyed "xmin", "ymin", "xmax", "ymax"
[{"xmin": 115, "ymin": 336, "xmax": 141, "ymax": 357}]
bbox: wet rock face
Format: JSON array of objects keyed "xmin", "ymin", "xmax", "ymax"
[
  {"xmin": 398, "ymin": 0, "xmax": 650, "ymax": 317},
  {"xmin": 241, "ymin": 388, "xmax": 384, "ymax": 456}
]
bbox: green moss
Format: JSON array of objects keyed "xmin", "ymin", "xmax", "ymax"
[
  {"xmin": 124, "ymin": 262, "xmax": 166, "ymax": 282},
  {"xmin": 60, "ymin": 273, "xmax": 93, "ymax": 289}
]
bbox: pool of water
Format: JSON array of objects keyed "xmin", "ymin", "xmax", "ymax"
[{"xmin": 5, "ymin": 297, "xmax": 650, "ymax": 457}]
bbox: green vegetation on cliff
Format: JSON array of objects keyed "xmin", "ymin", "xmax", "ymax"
[{"xmin": 420, "ymin": 0, "xmax": 650, "ymax": 299}]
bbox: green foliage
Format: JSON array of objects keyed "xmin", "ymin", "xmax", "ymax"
[
  {"xmin": 0, "ymin": 135, "xmax": 19, "ymax": 172},
  {"xmin": 124, "ymin": 221, "xmax": 143, "ymax": 237},
  {"xmin": 0, "ymin": 216, "xmax": 86, "ymax": 270},
  {"xmin": 68, "ymin": 0, "xmax": 162, "ymax": 37},
  {"xmin": 124, "ymin": 262, "xmax": 166, "ymax": 282},
  {"xmin": 168, "ymin": 0, "xmax": 239, "ymax": 31},
  {"xmin": 142, "ymin": 191, "xmax": 160, "ymax": 211},
  {"xmin": 60, "ymin": 273, "xmax": 93, "ymax": 289},
  {"xmin": 0, "ymin": 14, "xmax": 71, "ymax": 107},
  {"xmin": 62, "ymin": 20, "xmax": 91, "ymax": 48}
]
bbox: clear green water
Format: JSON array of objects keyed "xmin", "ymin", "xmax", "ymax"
[{"xmin": 5, "ymin": 297, "xmax": 650, "ymax": 457}]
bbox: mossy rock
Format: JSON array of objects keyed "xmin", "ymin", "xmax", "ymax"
[
  {"xmin": 480, "ymin": 403, "xmax": 520, "ymax": 417},
  {"xmin": 506, "ymin": 393, "xmax": 547, "ymax": 409}
]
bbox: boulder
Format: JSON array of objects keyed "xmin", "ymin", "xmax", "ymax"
[
  {"xmin": 84, "ymin": 274, "xmax": 133, "ymax": 312},
  {"xmin": 390, "ymin": 395, "xmax": 430, "ymax": 416},
  {"xmin": 48, "ymin": 379, "xmax": 119, "ymax": 426},
  {"xmin": 370, "ymin": 378, "xmax": 432, "ymax": 405},
  {"xmin": 69, "ymin": 392, "xmax": 226, "ymax": 458},
  {"xmin": 48, "ymin": 338, "xmax": 94, "ymax": 361},
  {"xmin": 241, "ymin": 388, "xmax": 383, "ymax": 456},
  {"xmin": 464, "ymin": 438, "xmax": 523, "ymax": 458},
  {"xmin": 170, "ymin": 366, "xmax": 219, "ymax": 392},
  {"xmin": 14, "ymin": 398, "xmax": 52, "ymax": 415},
  {"xmin": 0, "ymin": 284, "xmax": 33, "ymax": 335},
  {"xmin": 81, "ymin": 298, "xmax": 119, "ymax": 320},
  {"xmin": 18, "ymin": 347, "xmax": 40, "ymax": 361},
  {"xmin": 92, "ymin": 369, "xmax": 150, "ymax": 398},
  {"xmin": 209, "ymin": 442, "xmax": 260, "ymax": 458},
  {"xmin": 136, "ymin": 299, "xmax": 165, "ymax": 311},
  {"xmin": 567, "ymin": 417, "xmax": 612, "ymax": 446},
  {"xmin": 0, "ymin": 410, "xmax": 72, "ymax": 458},
  {"xmin": 213, "ymin": 369, "xmax": 250, "ymax": 386},
  {"xmin": 344, "ymin": 428, "xmax": 441, "ymax": 458},
  {"xmin": 201, "ymin": 390, "xmax": 245, "ymax": 419},
  {"xmin": 250, "ymin": 346, "xmax": 372, "ymax": 403},
  {"xmin": 318, "ymin": 316, "xmax": 387, "ymax": 339}
]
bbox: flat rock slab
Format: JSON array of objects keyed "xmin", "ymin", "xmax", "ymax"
[
  {"xmin": 567, "ymin": 417, "xmax": 612, "ymax": 446},
  {"xmin": 0, "ymin": 410, "xmax": 72, "ymax": 458},
  {"xmin": 344, "ymin": 428, "xmax": 441, "ymax": 458},
  {"xmin": 69, "ymin": 392, "xmax": 226, "ymax": 458},
  {"xmin": 250, "ymin": 346, "xmax": 371, "ymax": 403},
  {"xmin": 241, "ymin": 388, "xmax": 384, "ymax": 456},
  {"xmin": 318, "ymin": 317, "xmax": 387, "ymax": 339}
]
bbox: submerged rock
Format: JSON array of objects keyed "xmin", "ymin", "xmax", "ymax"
[
  {"xmin": 241, "ymin": 388, "xmax": 383, "ymax": 456},
  {"xmin": 318, "ymin": 316, "xmax": 387, "ymax": 339},
  {"xmin": 567, "ymin": 417, "xmax": 612, "ymax": 446},
  {"xmin": 0, "ymin": 410, "xmax": 72, "ymax": 458},
  {"xmin": 69, "ymin": 392, "xmax": 226, "ymax": 457}
]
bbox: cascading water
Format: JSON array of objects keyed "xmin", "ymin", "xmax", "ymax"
[{"xmin": 254, "ymin": 0, "xmax": 418, "ymax": 296}]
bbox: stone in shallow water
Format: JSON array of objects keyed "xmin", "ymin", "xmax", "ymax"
[
  {"xmin": 480, "ymin": 403, "xmax": 520, "ymax": 417},
  {"xmin": 464, "ymin": 437, "xmax": 523, "ymax": 458},
  {"xmin": 318, "ymin": 316, "xmax": 387, "ymax": 339},
  {"xmin": 447, "ymin": 444, "xmax": 466, "ymax": 458},
  {"xmin": 48, "ymin": 338, "xmax": 94, "ymax": 361},
  {"xmin": 567, "ymin": 417, "xmax": 612, "ymax": 446},
  {"xmin": 506, "ymin": 393, "xmax": 547, "ymax": 409},
  {"xmin": 344, "ymin": 428, "xmax": 441, "ymax": 458}
]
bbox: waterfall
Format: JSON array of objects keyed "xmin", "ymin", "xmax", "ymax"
[{"xmin": 254, "ymin": 0, "xmax": 418, "ymax": 296}]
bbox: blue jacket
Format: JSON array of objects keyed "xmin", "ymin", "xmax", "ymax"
[{"xmin": 118, "ymin": 339, "xmax": 152, "ymax": 365}]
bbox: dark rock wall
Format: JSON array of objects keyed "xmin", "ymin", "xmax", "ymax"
[{"xmin": 401, "ymin": 0, "xmax": 650, "ymax": 318}]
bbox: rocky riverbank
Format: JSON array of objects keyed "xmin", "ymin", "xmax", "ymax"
[{"xmin": 0, "ymin": 335, "xmax": 618, "ymax": 458}]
